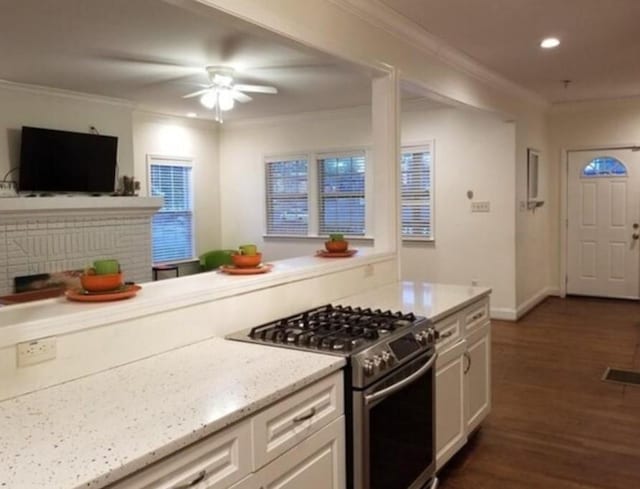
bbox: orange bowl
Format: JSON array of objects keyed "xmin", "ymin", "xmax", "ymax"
[
  {"xmin": 231, "ymin": 252, "xmax": 262, "ymax": 269},
  {"xmin": 80, "ymin": 272, "xmax": 123, "ymax": 292},
  {"xmin": 325, "ymin": 240, "xmax": 349, "ymax": 253}
]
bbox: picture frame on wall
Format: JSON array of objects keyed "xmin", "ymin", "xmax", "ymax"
[{"xmin": 527, "ymin": 148, "xmax": 544, "ymax": 210}]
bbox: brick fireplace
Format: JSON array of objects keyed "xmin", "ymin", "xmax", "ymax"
[{"xmin": 0, "ymin": 197, "xmax": 163, "ymax": 295}]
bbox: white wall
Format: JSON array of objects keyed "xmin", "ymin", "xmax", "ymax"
[
  {"xmin": 0, "ymin": 83, "xmax": 134, "ymax": 180},
  {"xmin": 219, "ymin": 107, "xmax": 375, "ymax": 259},
  {"xmin": 220, "ymin": 105, "xmax": 519, "ymax": 314},
  {"xmin": 514, "ymin": 112, "xmax": 555, "ymax": 315},
  {"xmin": 132, "ymin": 111, "xmax": 222, "ymax": 256},
  {"xmin": 400, "ymin": 107, "xmax": 517, "ymax": 316},
  {"xmin": 548, "ymin": 97, "xmax": 640, "ymax": 289}
]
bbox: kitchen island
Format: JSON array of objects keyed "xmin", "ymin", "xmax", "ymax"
[{"xmin": 0, "ymin": 281, "xmax": 490, "ymax": 488}]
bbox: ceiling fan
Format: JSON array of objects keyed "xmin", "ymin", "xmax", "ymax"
[{"xmin": 183, "ymin": 66, "xmax": 278, "ymax": 122}]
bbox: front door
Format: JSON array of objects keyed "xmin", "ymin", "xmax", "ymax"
[{"xmin": 567, "ymin": 149, "xmax": 640, "ymax": 299}]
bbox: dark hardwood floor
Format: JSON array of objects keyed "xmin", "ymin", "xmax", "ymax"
[{"xmin": 438, "ymin": 296, "xmax": 640, "ymax": 489}]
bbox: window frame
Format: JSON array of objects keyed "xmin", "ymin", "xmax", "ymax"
[
  {"xmin": 263, "ymin": 148, "xmax": 373, "ymax": 239},
  {"xmin": 146, "ymin": 154, "xmax": 196, "ymax": 264},
  {"xmin": 264, "ymin": 154, "xmax": 310, "ymax": 236},
  {"xmin": 401, "ymin": 142, "xmax": 435, "ymax": 242}
]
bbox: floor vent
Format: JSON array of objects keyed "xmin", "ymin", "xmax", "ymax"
[{"xmin": 602, "ymin": 367, "xmax": 640, "ymax": 386}]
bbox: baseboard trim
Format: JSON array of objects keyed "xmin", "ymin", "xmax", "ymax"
[
  {"xmin": 516, "ymin": 286, "xmax": 558, "ymax": 319},
  {"xmin": 490, "ymin": 307, "xmax": 517, "ymax": 321}
]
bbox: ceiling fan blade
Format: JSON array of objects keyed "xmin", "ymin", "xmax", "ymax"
[
  {"xmin": 233, "ymin": 84, "xmax": 278, "ymax": 94},
  {"xmin": 231, "ymin": 90, "xmax": 253, "ymax": 103},
  {"xmin": 183, "ymin": 88, "xmax": 211, "ymax": 99}
]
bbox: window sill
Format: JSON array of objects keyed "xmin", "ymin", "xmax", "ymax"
[
  {"xmin": 264, "ymin": 234, "xmax": 375, "ymax": 242},
  {"xmin": 402, "ymin": 237, "xmax": 435, "ymax": 243}
]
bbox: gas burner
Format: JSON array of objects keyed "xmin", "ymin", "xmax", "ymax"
[{"xmin": 246, "ymin": 304, "xmax": 422, "ymax": 354}]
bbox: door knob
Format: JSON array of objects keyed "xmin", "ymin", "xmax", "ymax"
[{"xmin": 633, "ymin": 233, "xmax": 639, "ymax": 240}]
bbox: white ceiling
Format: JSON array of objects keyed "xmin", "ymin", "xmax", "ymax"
[
  {"xmin": 0, "ymin": 0, "xmax": 382, "ymax": 121},
  {"xmin": 380, "ymin": 0, "xmax": 640, "ymax": 103}
]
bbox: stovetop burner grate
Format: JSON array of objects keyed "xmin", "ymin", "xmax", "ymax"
[{"xmin": 248, "ymin": 304, "xmax": 419, "ymax": 353}]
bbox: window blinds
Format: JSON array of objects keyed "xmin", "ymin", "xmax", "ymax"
[
  {"xmin": 265, "ymin": 159, "xmax": 309, "ymax": 235},
  {"xmin": 318, "ymin": 153, "xmax": 366, "ymax": 235},
  {"xmin": 150, "ymin": 162, "xmax": 194, "ymax": 263},
  {"xmin": 401, "ymin": 147, "xmax": 432, "ymax": 239}
]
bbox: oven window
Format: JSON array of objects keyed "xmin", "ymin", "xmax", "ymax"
[{"xmin": 369, "ymin": 362, "xmax": 433, "ymax": 489}]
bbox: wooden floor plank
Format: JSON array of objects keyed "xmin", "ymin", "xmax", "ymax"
[{"xmin": 438, "ymin": 296, "xmax": 640, "ymax": 489}]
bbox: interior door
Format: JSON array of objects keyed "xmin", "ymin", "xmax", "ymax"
[{"xmin": 567, "ymin": 149, "xmax": 640, "ymax": 299}]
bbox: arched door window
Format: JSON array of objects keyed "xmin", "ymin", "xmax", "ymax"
[{"xmin": 582, "ymin": 157, "xmax": 628, "ymax": 177}]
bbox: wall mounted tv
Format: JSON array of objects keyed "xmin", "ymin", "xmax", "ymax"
[{"xmin": 18, "ymin": 126, "xmax": 118, "ymax": 193}]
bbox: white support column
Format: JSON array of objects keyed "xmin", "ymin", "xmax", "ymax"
[{"xmin": 371, "ymin": 72, "xmax": 401, "ymax": 266}]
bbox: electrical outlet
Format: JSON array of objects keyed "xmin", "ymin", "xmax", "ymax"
[
  {"xmin": 471, "ymin": 279, "xmax": 479, "ymax": 286},
  {"xmin": 364, "ymin": 264, "xmax": 374, "ymax": 278},
  {"xmin": 471, "ymin": 201, "xmax": 490, "ymax": 213},
  {"xmin": 17, "ymin": 337, "xmax": 57, "ymax": 367}
]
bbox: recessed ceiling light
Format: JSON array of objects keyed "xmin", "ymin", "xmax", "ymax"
[
  {"xmin": 540, "ymin": 37, "xmax": 560, "ymax": 49},
  {"xmin": 187, "ymin": 112, "xmax": 197, "ymax": 118}
]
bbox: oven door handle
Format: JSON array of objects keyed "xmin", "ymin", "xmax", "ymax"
[{"xmin": 364, "ymin": 353, "xmax": 438, "ymax": 405}]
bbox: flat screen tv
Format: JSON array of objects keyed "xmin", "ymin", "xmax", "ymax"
[{"xmin": 18, "ymin": 126, "xmax": 118, "ymax": 193}]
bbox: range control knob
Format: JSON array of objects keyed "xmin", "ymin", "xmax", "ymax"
[
  {"xmin": 363, "ymin": 358, "xmax": 375, "ymax": 377},
  {"xmin": 372, "ymin": 355, "xmax": 383, "ymax": 371},
  {"xmin": 414, "ymin": 331, "xmax": 428, "ymax": 346},
  {"xmin": 426, "ymin": 329, "xmax": 436, "ymax": 344},
  {"xmin": 381, "ymin": 350, "xmax": 394, "ymax": 367}
]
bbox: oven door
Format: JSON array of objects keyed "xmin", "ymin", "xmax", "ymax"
[{"xmin": 353, "ymin": 350, "xmax": 437, "ymax": 489}]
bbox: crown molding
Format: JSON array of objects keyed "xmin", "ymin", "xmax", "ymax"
[
  {"xmin": 0, "ymin": 80, "xmax": 135, "ymax": 108},
  {"xmin": 222, "ymin": 104, "xmax": 373, "ymax": 129},
  {"xmin": 330, "ymin": 0, "xmax": 549, "ymax": 110}
]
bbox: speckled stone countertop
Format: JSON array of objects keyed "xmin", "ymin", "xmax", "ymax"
[
  {"xmin": 336, "ymin": 281, "xmax": 491, "ymax": 322},
  {"xmin": 0, "ymin": 338, "xmax": 345, "ymax": 489}
]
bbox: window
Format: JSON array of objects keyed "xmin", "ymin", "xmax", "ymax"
[
  {"xmin": 148, "ymin": 157, "xmax": 194, "ymax": 263},
  {"xmin": 401, "ymin": 145, "xmax": 433, "ymax": 239},
  {"xmin": 265, "ymin": 157, "xmax": 309, "ymax": 235},
  {"xmin": 318, "ymin": 152, "xmax": 366, "ymax": 235},
  {"xmin": 582, "ymin": 157, "xmax": 627, "ymax": 177}
]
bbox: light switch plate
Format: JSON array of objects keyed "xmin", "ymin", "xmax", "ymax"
[
  {"xmin": 471, "ymin": 201, "xmax": 490, "ymax": 212},
  {"xmin": 17, "ymin": 337, "xmax": 57, "ymax": 367}
]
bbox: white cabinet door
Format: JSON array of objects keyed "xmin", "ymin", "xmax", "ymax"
[
  {"xmin": 464, "ymin": 323, "xmax": 491, "ymax": 434},
  {"xmin": 256, "ymin": 416, "xmax": 345, "ymax": 489},
  {"xmin": 435, "ymin": 339, "xmax": 467, "ymax": 470}
]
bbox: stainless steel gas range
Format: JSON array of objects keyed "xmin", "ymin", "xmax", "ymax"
[{"xmin": 227, "ymin": 304, "xmax": 439, "ymax": 489}]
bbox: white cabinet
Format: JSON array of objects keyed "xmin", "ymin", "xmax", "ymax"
[
  {"xmin": 464, "ymin": 323, "xmax": 491, "ymax": 434},
  {"xmin": 435, "ymin": 339, "xmax": 466, "ymax": 470},
  {"xmin": 252, "ymin": 372, "xmax": 343, "ymax": 469},
  {"xmin": 107, "ymin": 420, "xmax": 252, "ymax": 489},
  {"xmin": 229, "ymin": 417, "xmax": 345, "ymax": 489},
  {"xmin": 108, "ymin": 373, "xmax": 345, "ymax": 489},
  {"xmin": 433, "ymin": 295, "xmax": 491, "ymax": 470}
]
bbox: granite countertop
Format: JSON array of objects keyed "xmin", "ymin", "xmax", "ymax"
[
  {"xmin": 0, "ymin": 338, "xmax": 345, "ymax": 489},
  {"xmin": 336, "ymin": 281, "xmax": 491, "ymax": 321}
]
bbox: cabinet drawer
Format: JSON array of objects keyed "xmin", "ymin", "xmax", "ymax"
[
  {"xmin": 463, "ymin": 297, "xmax": 489, "ymax": 334},
  {"xmin": 434, "ymin": 313, "xmax": 462, "ymax": 353},
  {"xmin": 108, "ymin": 420, "xmax": 251, "ymax": 489},
  {"xmin": 252, "ymin": 371, "xmax": 344, "ymax": 470}
]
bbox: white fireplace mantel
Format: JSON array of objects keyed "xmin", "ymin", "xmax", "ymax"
[
  {"xmin": 0, "ymin": 196, "xmax": 164, "ymax": 296},
  {"xmin": 0, "ymin": 196, "xmax": 163, "ymax": 218}
]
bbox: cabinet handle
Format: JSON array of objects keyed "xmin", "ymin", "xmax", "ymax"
[
  {"xmin": 293, "ymin": 407, "xmax": 317, "ymax": 423},
  {"xmin": 437, "ymin": 330, "xmax": 454, "ymax": 342},
  {"xmin": 173, "ymin": 470, "xmax": 206, "ymax": 488},
  {"xmin": 463, "ymin": 352, "xmax": 472, "ymax": 374}
]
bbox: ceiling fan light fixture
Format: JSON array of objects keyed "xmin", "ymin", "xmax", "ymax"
[
  {"xmin": 218, "ymin": 89, "xmax": 235, "ymax": 111},
  {"xmin": 200, "ymin": 91, "xmax": 217, "ymax": 109},
  {"xmin": 213, "ymin": 73, "xmax": 233, "ymax": 87}
]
